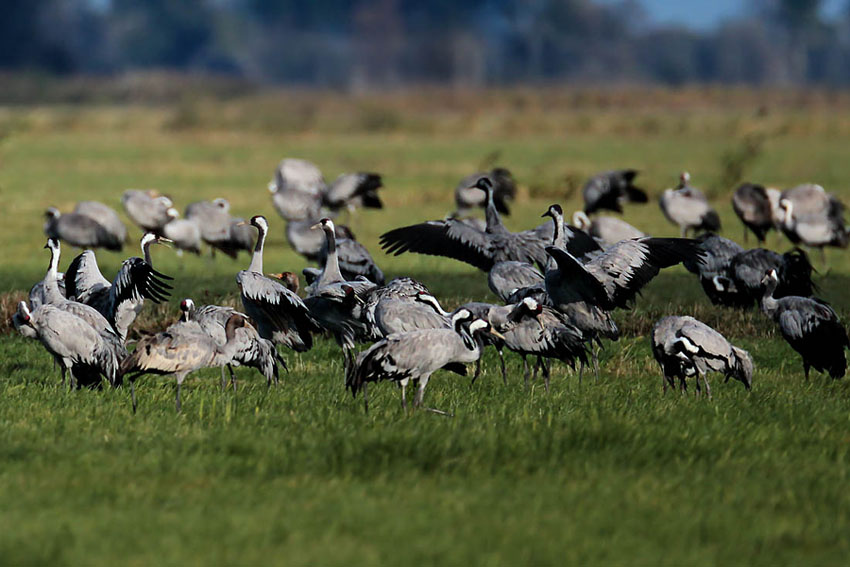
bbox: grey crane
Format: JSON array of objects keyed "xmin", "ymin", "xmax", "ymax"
[
  {"xmin": 381, "ymin": 178, "xmax": 599, "ymax": 271},
  {"xmin": 325, "ymin": 172, "xmax": 384, "ymax": 212},
  {"xmin": 659, "ymin": 173, "xmax": 721, "ymax": 237},
  {"xmin": 732, "ymin": 183, "xmax": 774, "ymax": 244},
  {"xmin": 373, "ymin": 291, "xmax": 451, "ymax": 338},
  {"xmin": 778, "ymin": 183, "xmax": 849, "ymax": 253},
  {"xmin": 346, "ymin": 309, "xmax": 499, "ymax": 414},
  {"xmin": 179, "ymin": 299, "xmax": 285, "ymax": 389},
  {"xmin": 185, "ymin": 198, "xmax": 254, "ymax": 258},
  {"xmin": 29, "ymin": 271, "xmax": 65, "ymax": 309},
  {"xmin": 121, "ymin": 189, "xmax": 177, "ymax": 235},
  {"xmin": 162, "ymin": 218, "xmax": 202, "ymax": 255},
  {"xmin": 121, "ymin": 312, "xmax": 250, "ymax": 412},
  {"xmin": 65, "ymin": 233, "xmax": 173, "ymax": 342},
  {"xmin": 304, "ymin": 218, "xmax": 377, "ymax": 369},
  {"xmin": 35, "ymin": 239, "xmax": 128, "ymax": 371},
  {"xmin": 236, "ymin": 216, "xmax": 319, "ymax": 352},
  {"xmin": 544, "ymin": 236, "xmax": 701, "ymax": 311},
  {"xmin": 454, "ymin": 167, "xmax": 516, "ymax": 216},
  {"xmin": 73, "ymin": 201, "xmax": 128, "ymax": 245},
  {"xmin": 760, "ymin": 268, "xmax": 849, "ymax": 379},
  {"xmin": 571, "ymin": 210, "xmax": 646, "ymax": 247},
  {"xmin": 651, "ymin": 316, "xmax": 753, "ymax": 396},
  {"xmin": 582, "ymin": 169, "xmax": 648, "ymax": 214},
  {"xmin": 14, "ymin": 302, "xmax": 124, "ymax": 389},
  {"xmin": 489, "ymin": 297, "xmax": 588, "ymax": 391},
  {"xmin": 44, "ymin": 207, "xmax": 122, "ymax": 251},
  {"xmin": 267, "ymin": 158, "xmax": 384, "ymax": 221},
  {"xmin": 727, "ymin": 248, "xmax": 815, "ymax": 306},
  {"xmin": 362, "ymin": 276, "xmax": 432, "ymax": 339}
]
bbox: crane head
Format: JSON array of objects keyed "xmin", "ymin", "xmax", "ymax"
[
  {"xmin": 541, "ymin": 204, "xmax": 563, "ymax": 219},
  {"xmin": 471, "ymin": 177, "xmax": 493, "ymax": 193},
  {"xmin": 249, "ymin": 215, "xmax": 268, "ymax": 233},
  {"xmin": 761, "ymin": 268, "xmax": 779, "ymax": 287},
  {"xmin": 571, "ymin": 210, "xmax": 590, "ymax": 229},
  {"xmin": 44, "ymin": 207, "xmax": 60, "ymax": 220},
  {"xmin": 43, "ymin": 238, "xmax": 60, "ymax": 251},
  {"xmin": 212, "ymin": 198, "xmax": 229, "ymax": 210},
  {"xmin": 16, "ymin": 301, "xmax": 32, "ymax": 323},
  {"xmin": 310, "ymin": 218, "xmax": 335, "ymax": 232}
]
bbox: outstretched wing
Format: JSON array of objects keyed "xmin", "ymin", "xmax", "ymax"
[
  {"xmin": 380, "ymin": 219, "xmax": 495, "ymax": 271},
  {"xmin": 110, "ymin": 257, "xmax": 173, "ymax": 309}
]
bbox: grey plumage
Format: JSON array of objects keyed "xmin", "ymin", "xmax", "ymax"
[
  {"xmin": 44, "ymin": 207, "xmax": 122, "ymax": 251},
  {"xmin": 162, "ymin": 218, "xmax": 202, "ymax": 255},
  {"xmin": 346, "ymin": 310, "xmax": 494, "ymax": 412},
  {"xmin": 488, "ymin": 261, "xmax": 543, "ymax": 302},
  {"xmin": 185, "ymin": 198, "xmax": 253, "ymax": 258},
  {"xmin": 732, "ymin": 183, "xmax": 774, "ymax": 243},
  {"xmin": 325, "ymin": 172, "xmax": 384, "ymax": 211},
  {"xmin": 659, "ymin": 173, "xmax": 721, "ymax": 237},
  {"xmin": 121, "ymin": 312, "xmax": 250, "ymax": 412},
  {"xmin": 180, "ymin": 299, "xmax": 284, "ymax": 387},
  {"xmin": 582, "ymin": 169, "xmax": 647, "ymax": 214},
  {"xmin": 64, "ymin": 233, "xmax": 174, "ymax": 342},
  {"xmin": 760, "ymin": 269, "xmax": 849, "ymax": 379},
  {"xmin": 14, "ymin": 302, "xmax": 123, "ymax": 388},
  {"xmin": 317, "ymin": 230, "xmax": 385, "ymax": 285},
  {"xmin": 778, "ymin": 183, "xmax": 849, "ymax": 249},
  {"xmin": 381, "ymin": 178, "xmax": 599, "ymax": 271},
  {"xmin": 571, "ymin": 210, "xmax": 645, "ymax": 247},
  {"xmin": 236, "ymin": 216, "xmax": 319, "ymax": 352},
  {"xmin": 74, "ymin": 201, "xmax": 128, "ymax": 244},
  {"xmin": 121, "ymin": 189, "xmax": 177, "ymax": 234},
  {"xmin": 652, "ymin": 315, "xmax": 753, "ymax": 395},
  {"xmin": 373, "ymin": 292, "xmax": 450, "ymax": 337}
]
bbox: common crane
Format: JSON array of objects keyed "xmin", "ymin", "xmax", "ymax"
[
  {"xmin": 121, "ymin": 312, "xmax": 250, "ymax": 412},
  {"xmin": 731, "ymin": 183, "xmax": 774, "ymax": 244},
  {"xmin": 73, "ymin": 201, "xmax": 128, "ymax": 245},
  {"xmin": 44, "ymin": 207, "xmax": 122, "ymax": 251},
  {"xmin": 381, "ymin": 178, "xmax": 598, "ymax": 271},
  {"xmin": 346, "ymin": 310, "xmax": 500, "ymax": 414},
  {"xmin": 162, "ymin": 218, "xmax": 202, "ymax": 255},
  {"xmin": 571, "ymin": 210, "xmax": 645, "ymax": 247},
  {"xmin": 652, "ymin": 316, "xmax": 753, "ymax": 396},
  {"xmin": 582, "ymin": 169, "xmax": 648, "ymax": 214},
  {"xmin": 13, "ymin": 302, "xmax": 123, "ymax": 389},
  {"xmin": 121, "ymin": 189, "xmax": 177, "ymax": 235},
  {"xmin": 185, "ymin": 198, "xmax": 253, "ymax": 258},
  {"xmin": 659, "ymin": 172, "xmax": 721, "ymax": 237},
  {"xmin": 236, "ymin": 216, "xmax": 319, "ymax": 352},
  {"xmin": 760, "ymin": 269, "xmax": 849, "ymax": 379},
  {"xmin": 777, "ymin": 184, "xmax": 849, "ymax": 253},
  {"xmin": 65, "ymin": 233, "xmax": 174, "ymax": 342},
  {"xmin": 179, "ymin": 299, "xmax": 284, "ymax": 389}
]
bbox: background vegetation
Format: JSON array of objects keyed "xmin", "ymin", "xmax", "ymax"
[{"xmin": 2, "ymin": 88, "xmax": 850, "ymax": 564}]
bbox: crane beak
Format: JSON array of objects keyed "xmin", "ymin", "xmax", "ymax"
[
  {"xmin": 489, "ymin": 326, "xmax": 506, "ymax": 340},
  {"xmin": 310, "ymin": 222, "xmax": 322, "ymax": 230},
  {"xmin": 267, "ymin": 272, "xmax": 283, "ymax": 279},
  {"xmin": 235, "ymin": 221, "xmax": 247, "ymax": 227}
]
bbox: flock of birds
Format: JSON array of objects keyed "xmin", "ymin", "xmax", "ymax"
[{"xmin": 13, "ymin": 158, "xmax": 850, "ymax": 414}]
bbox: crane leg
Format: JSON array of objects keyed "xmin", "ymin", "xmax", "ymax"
[
  {"xmin": 363, "ymin": 383, "xmax": 369, "ymax": 414},
  {"xmin": 228, "ymin": 365, "xmax": 237, "ymax": 393},
  {"xmin": 593, "ymin": 348, "xmax": 600, "ymax": 382},
  {"xmin": 703, "ymin": 375, "xmax": 712, "ymax": 399},
  {"xmin": 540, "ymin": 357, "xmax": 550, "ymax": 393},
  {"xmin": 522, "ymin": 356, "xmax": 530, "ymax": 389},
  {"xmin": 471, "ymin": 359, "xmax": 481, "ymax": 385},
  {"xmin": 578, "ymin": 360, "xmax": 585, "ymax": 385},
  {"xmin": 532, "ymin": 359, "xmax": 539, "ymax": 383},
  {"xmin": 131, "ymin": 380, "xmax": 137, "ymax": 414},
  {"xmin": 220, "ymin": 366, "xmax": 227, "ymax": 392},
  {"xmin": 804, "ymin": 362, "xmax": 810, "ymax": 380}
]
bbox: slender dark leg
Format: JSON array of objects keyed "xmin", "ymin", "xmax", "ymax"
[
  {"xmin": 578, "ymin": 361, "xmax": 585, "ymax": 385},
  {"xmin": 363, "ymin": 383, "xmax": 369, "ymax": 414},
  {"xmin": 532, "ymin": 358, "xmax": 539, "ymax": 383},
  {"xmin": 228, "ymin": 365, "xmax": 237, "ymax": 393},
  {"xmin": 541, "ymin": 357, "xmax": 551, "ymax": 393},
  {"xmin": 704, "ymin": 375, "xmax": 712, "ymax": 399},
  {"xmin": 471, "ymin": 359, "xmax": 482, "ymax": 385},
  {"xmin": 522, "ymin": 356, "xmax": 530, "ymax": 389},
  {"xmin": 804, "ymin": 362, "xmax": 810, "ymax": 380},
  {"xmin": 131, "ymin": 380, "xmax": 137, "ymax": 414}
]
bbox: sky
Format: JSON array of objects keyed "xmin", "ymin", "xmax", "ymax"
[{"xmin": 598, "ymin": 0, "xmax": 847, "ymax": 30}]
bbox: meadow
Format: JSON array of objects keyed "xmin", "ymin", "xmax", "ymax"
[{"xmin": 2, "ymin": 86, "xmax": 850, "ymax": 565}]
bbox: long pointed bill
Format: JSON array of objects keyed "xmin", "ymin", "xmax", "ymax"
[
  {"xmin": 310, "ymin": 222, "xmax": 322, "ymax": 230},
  {"xmin": 489, "ymin": 327, "xmax": 506, "ymax": 340}
]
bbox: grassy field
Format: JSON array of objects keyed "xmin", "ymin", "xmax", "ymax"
[{"xmin": 2, "ymin": 88, "xmax": 850, "ymax": 564}]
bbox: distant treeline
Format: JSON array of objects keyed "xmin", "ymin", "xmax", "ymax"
[{"xmin": 3, "ymin": 0, "xmax": 850, "ymax": 87}]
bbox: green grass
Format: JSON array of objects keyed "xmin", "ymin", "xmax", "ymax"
[{"xmin": 2, "ymin": 93, "xmax": 850, "ymax": 565}]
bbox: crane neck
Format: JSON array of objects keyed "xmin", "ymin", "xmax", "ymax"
[
  {"xmin": 248, "ymin": 225, "xmax": 265, "ymax": 274},
  {"xmin": 142, "ymin": 239, "xmax": 154, "ymax": 265},
  {"xmin": 484, "ymin": 189, "xmax": 506, "ymax": 234},
  {"xmin": 760, "ymin": 278, "xmax": 779, "ymax": 317},
  {"xmin": 317, "ymin": 225, "xmax": 344, "ymax": 288},
  {"xmin": 44, "ymin": 244, "xmax": 64, "ymax": 303},
  {"xmin": 546, "ymin": 212, "xmax": 566, "ymax": 272}
]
